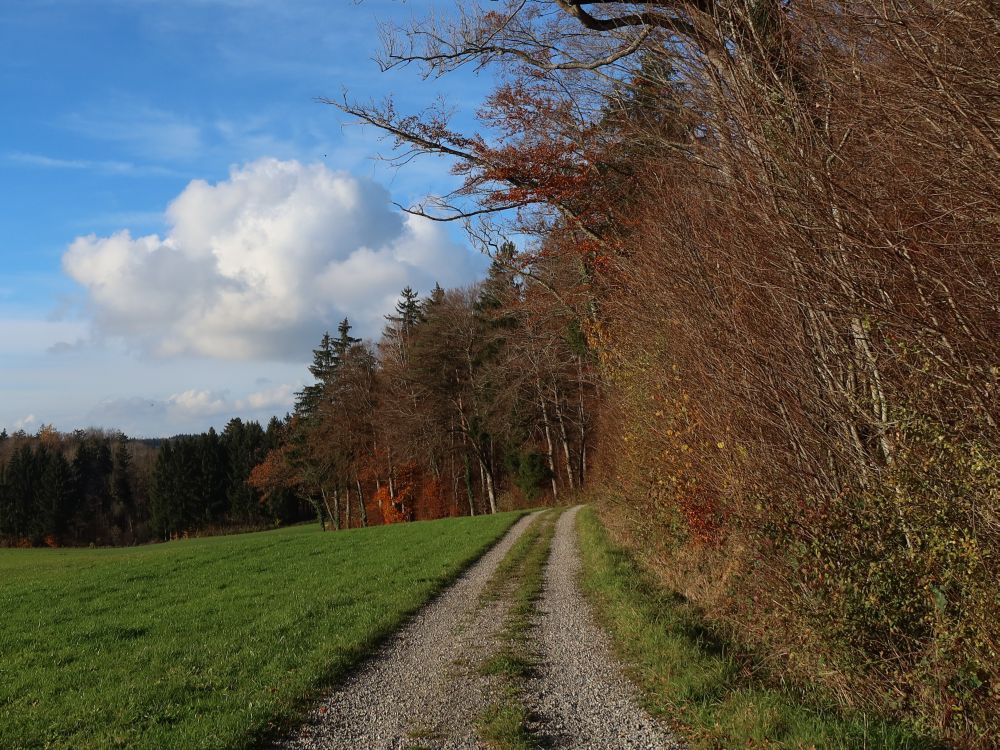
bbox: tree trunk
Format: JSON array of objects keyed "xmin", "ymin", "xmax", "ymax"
[
  {"xmin": 464, "ymin": 450, "xmax": 476, "ymax": 516},
  {"xmin": 356, "ymin": 477, "xmax": 368, "ymax": 526},
  {"xmin": 387, "ymin": 444, "xmax": 396, "ymax": 500},
  {"xmin": 537, "ymin": 378, "xmax": 559, "ymax": 501},
  {"xmin": 552, "ymin": 384, "xmax": 575, "ymax": 491},
  {"xmin": 319, "ymin": 487, "xmax": 334, "ymax": 531},
  {"xmin": 482, "ymin": 461, "xmax": 498, "ymax": 514}
]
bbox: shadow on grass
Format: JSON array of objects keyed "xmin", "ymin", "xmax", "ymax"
[{"xmin": 575, "ymin": 505, "xmax": 944, "ymax": 750}]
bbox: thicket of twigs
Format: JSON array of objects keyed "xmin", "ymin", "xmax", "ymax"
[{"xmin": 344, "ymin": 0, "xmax": 998, "ymax": 744}]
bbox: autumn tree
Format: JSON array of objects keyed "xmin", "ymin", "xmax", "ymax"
[{"xmin": 329, "ymin": 0, "xmax": 1000, "ymax": 742}]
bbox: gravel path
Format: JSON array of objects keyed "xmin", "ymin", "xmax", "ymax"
[
  {"xmin": 274, "ymin": 506, "xmax": 680, "ymax": 749},
  {"xmin": 524, "ymin": 505, "xmax": 682, "ymax": 750},
  {"xmin": 274, "ymin": 512, "xmax": 539, "ymax": 750}
]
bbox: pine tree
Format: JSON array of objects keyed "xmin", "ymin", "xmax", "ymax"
[
  {"xmin": 4, "ymin": 445, "xmax": 35, "ymax": 538},
  {"xmin": 333, "ymin": 318, "xmax": 361, "ymax": 360},
  {"xmin": 426, "ymin": 282, "xmax": 445, "ymax": 309},
  {"xmin": 72, "ymin": 437, "xmax": 114, "ymax": 543},
  {"xmin": 388, "ymin": 286, "xmax": 422, "ymax": 335},
  {"xmin": 295, "ymin": 322, "xmax": 360, "ymax": 419},
  {"xmin": 383, "ymin": 287, "xmax": 424, "ymax": 365},
  {"xmin": 295, "ymin": 332, "xmax": 336, "ymax": 418},
  {"xmin": 222, "ymin": 418, "xmax": 267, "ymax": 523},
  {"xmin": 110, "ymin": 436, "xmax": 134, "ymax": 540},
  {"xmin": 264, "ymin": 416, "xmax": 285, "ymax": 449},
  {"xmin": 309, "ymin": 332, "xmax": 337, "ymax": 382},
  {"xmin": 200, "ymin": 428, "xmax": 228, "ymax": 523},
  {"xmin": 477, "ymin": 241, "xmax": 521, "ymax": 316},
  {"xmin": 36, "ymin": 447, "xmax": 73, "ymax": 543}
]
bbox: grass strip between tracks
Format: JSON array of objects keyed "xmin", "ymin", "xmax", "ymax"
[{"xmin": 475, "ymin": 509, "xmax": 561, "ymax": 750}]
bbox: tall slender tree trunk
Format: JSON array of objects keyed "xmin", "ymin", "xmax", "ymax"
[
  {"xmin": 457, "ymin": 396, "xmax": 480, "ymax": 515},
  {"xmin": 356, "ymin": 477, "xmax": 368, "ymax": 526},
  {"xmin": 332, "ymin": 487, "xmax": 341, "ymax": 530},
  {"xmin": 320, "ymin": 487, "xmax": 335, "ymax": 531},
  {"xmin": 552, "ymin": 385, "xmax": 575, "ymax": 491},
  {"xmin": 537, "ymin": 377, "xmax": 559, "ymax": 501},
  {"xmin": 387, "ymin": 444, "xmax": 396, "ymax": 499},
  {"xmin": 464, "ymin": 450, "xmax": 476, "ymax": 516},
  {"xmin": 483, "ymin": 462, "xmax": 498, "ymax": 514}
]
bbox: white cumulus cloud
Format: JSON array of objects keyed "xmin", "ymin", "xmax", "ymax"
[
  {"xmin": 14, "ymin": 414, "xmax": 37, "ymax": 431},
  {"xmin": 167, "ymin": 389, "xmax": 230, "ymax": 417},
  {"xmin": 235, "ymin": 383, "xmax": 296, "ymax": 411},
  {"xmin": 63, "ymin": 158, "xmax": 485, "ymax": 360}
]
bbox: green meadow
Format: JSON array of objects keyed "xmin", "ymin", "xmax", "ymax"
[{"xmin": 0, "ymin": 513, "xmax": 522, "ymax": 750}]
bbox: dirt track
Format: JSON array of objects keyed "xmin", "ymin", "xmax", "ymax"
[{"xmin": 274, "ymin": 507, "xmax": 679, "ymax": 749}]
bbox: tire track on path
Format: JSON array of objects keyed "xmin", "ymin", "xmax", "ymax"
[{"xmin": 523, "ymin": 505, "xmax": 681, "ymax": 750}]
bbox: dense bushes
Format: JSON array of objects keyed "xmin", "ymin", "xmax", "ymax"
[{"xmin": 583, "ymin": 4, "xmax": 1000, "ymax": 737}]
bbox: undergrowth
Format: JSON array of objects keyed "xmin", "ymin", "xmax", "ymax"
[{"xmin": 576, "ymin": 505, "xmax": 942, "ymax": 750}]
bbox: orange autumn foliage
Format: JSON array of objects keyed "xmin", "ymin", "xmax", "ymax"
[{"xmin": 374, "ymin": 484, "xmax": 410, "ymax": 525}]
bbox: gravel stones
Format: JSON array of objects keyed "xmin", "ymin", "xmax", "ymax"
[
  {"xmin": 274, "ymin": 506, "xmax": 682, "ymax": 749},
  {"xmin": 523, "ymin": 505, "xmax": 682, "ymax": 750},
  {"xmin": 273, "ymin": 513, "xmax": 539, "ymax": 750}
]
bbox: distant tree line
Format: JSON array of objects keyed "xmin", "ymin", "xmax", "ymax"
[
  {"xmin": 251, "ymin": 245, "xmax": 597, "ymax": 529},
  {"xmin": 0, "ymin": 419, "xmax": 313, "ymax": 547},
  {"xmin": 0, "ymin": 250, "xmax": 594, "ymax": 546}
]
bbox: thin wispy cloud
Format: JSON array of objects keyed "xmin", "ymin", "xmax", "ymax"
[
  {"xmin": 85, "ymin": 383, "xmax": 297, "ymax": 434},
  {"xmin": 6, "ymin": 151, "xmax": 180, "ymax": 177},
  {"xmin": 62, "ymin": 101, "xmax": 204, "ymax": 161},
  {"xmin": 0, "ymin": 318, "xmax": 89, "ymax": 356}
]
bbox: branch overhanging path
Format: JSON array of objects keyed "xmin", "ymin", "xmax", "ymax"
[{"xmin": 273, "ymin": 507, "xmax": 680, "ymax": 749}]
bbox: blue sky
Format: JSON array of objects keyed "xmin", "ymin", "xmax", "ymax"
[{"xmin": 1, "ymin": 0, "xmax": 492, "ymax": 437}]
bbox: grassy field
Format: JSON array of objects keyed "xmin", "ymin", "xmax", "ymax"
[
  {"xmin": 0, "ymin": 513, "xmax": 523, "ymax": 750},
  {"xmin": 575, "ymin": 506, "xmax": 940, "ymax": 750}
]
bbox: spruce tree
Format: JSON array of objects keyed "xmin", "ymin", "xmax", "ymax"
[
  {"xmin": 295, "ymin": 332, "xmax": 336, "ymax": 418},
  {"xmin": 36, "ymin": 448, "xmax": 73, "ymax": 542},
  {"xmin": 383, "ymin": 287, "xmax": 424, "ymax": 364},
  {"xmin": 295, "ymin": 323, "xmax": 359, "ymax": 419},
  {"xmin": 333, "ymin": 318, "xmax": 361, "ymax": 361},
  {"xmin": 4, "ymin": 445, "xmax": 35, "ymax": 538},
  {"xmin": 110, "ymin": 436, "xmax": 134, "ymax": 539},
  {"xmin": 388, "ymin": 286, "xmax": 422, "ymax": 335}
]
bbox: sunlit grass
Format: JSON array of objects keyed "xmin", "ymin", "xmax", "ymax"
[
  {"xmin": 575, "ymin": 505, "xmax": 939, "ymax": 750},
  {"xmin": 0, "ymin": 513, "xmax": 523, "ymax": 749}
]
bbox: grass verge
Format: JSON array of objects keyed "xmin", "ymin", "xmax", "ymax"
[
  {"xmin": 0, "ymin": 512, "xmax": 524, "ymax": 750},
  {"xmin": 575, "ymin": 505, "xmax": 941, "ymax": 749},
  {"xmin": 475, "ymin": 509, "xmax": 560, "ymax": 750}
]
